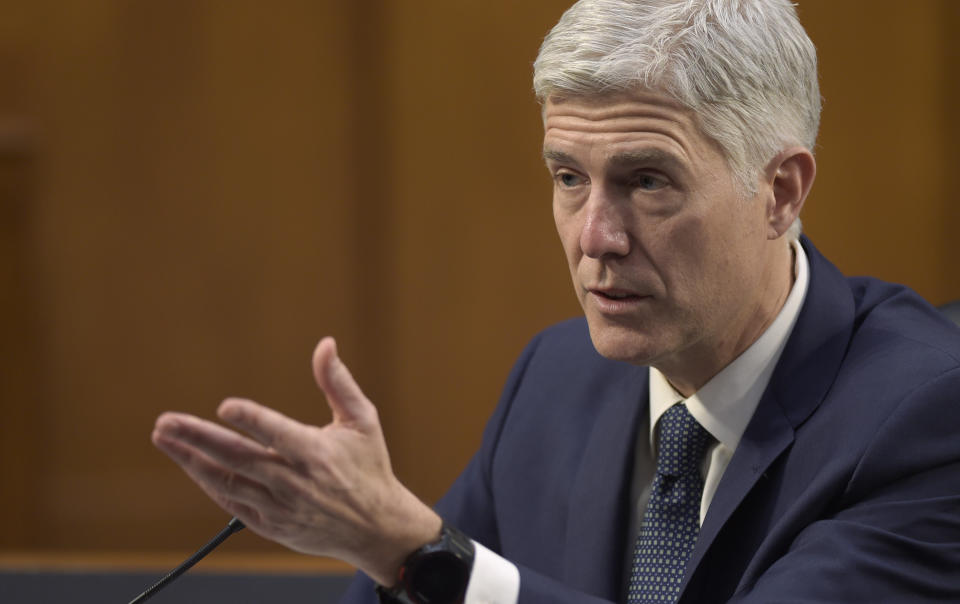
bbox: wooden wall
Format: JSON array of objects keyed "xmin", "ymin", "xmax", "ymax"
[{"xmin": 0, "ymin": 0, "xmax": 957, "ymax": 566}]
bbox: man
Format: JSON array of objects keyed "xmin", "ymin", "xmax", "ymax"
[{"xmin": 152, "ymin": 0, "xmax": 960, "ymax": 602}]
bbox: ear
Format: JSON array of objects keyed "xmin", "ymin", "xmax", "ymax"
[{"xmin": 762, "ymin": 146, "xmax": 816, "ymax": 239}]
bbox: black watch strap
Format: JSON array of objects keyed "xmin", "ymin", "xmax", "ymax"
[{"xmin": 376, "ymin": 523, "xmax": 475, "ymax": 604}]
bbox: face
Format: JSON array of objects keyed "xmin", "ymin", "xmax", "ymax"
[{"xmin": 543, "ymin": 91, "xmax": 786, "ymax": 389}]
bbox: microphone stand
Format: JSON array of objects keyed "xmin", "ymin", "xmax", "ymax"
[{"xmin": 128, "ymin": 517, "xmax": 245, "ymax": 603}]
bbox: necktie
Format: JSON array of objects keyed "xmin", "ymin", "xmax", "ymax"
[{"xmin": 627, "ymin": 403, "xmax": 712, "ymax": 603}]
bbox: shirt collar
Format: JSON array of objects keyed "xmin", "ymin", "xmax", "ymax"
[{"xmin": 648, "ymin": 239, "xmax": 810, "ymax": 452}]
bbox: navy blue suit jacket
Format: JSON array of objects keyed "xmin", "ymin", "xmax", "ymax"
[{"xmin": 341, "ymin": 239, "xmax": 960, "ymax": 602}]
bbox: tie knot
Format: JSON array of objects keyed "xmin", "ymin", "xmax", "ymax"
[{"xmin": 655, "ymin": 403, "xmax": 711, "ymax": 477}]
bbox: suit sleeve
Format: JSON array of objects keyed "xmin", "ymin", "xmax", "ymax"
[
  {"xmin": 338, "ymin": 333, "xmax": 618, "ymax": 604},
  {"xmin": 730, "ymin": 366, "xmax": 960, "ymax": 602}
]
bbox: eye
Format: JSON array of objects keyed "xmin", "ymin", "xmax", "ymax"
[
  {"xmin": 556, "ymin": 171, "xmax": 584, "ymax": 188},
  {"xmin": 633, "ymin": 173, "xmax": 667, "ymax": 191}
]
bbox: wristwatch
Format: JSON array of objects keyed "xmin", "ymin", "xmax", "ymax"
[{"xmin": 376, "ymin": 523, "xmax": 475, "ymax": 604}]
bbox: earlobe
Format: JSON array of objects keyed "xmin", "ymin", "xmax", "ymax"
[{"xmin": 765, "ymin": 147, "xmax": 816, "ymax": 239}]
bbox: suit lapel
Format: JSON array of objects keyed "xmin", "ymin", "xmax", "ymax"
[
  {"xmin": 680, "ymin": 237, "xmax": 856, "ymax": 597},
  {"xmin": 563, "ymin": 363, "xmax": 649, "ymax": 600}
]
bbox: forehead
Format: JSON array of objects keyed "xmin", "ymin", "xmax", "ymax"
[{"xmin": 542, "ymin": 91, "xmax": 720, "ymax": 167}]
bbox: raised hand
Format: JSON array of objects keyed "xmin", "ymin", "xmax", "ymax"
[{"xmin": 151, "ymin": 337, "xmax": 441, "ymax": 585}]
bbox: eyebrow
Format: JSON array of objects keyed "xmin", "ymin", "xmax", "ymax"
[
  {"xmin": 542, "ymin": 148, "xmax": 685, "ymax": 172},
  {"xmin": 542, "ymin": 149, "xmax": 575, "ymax": 164}
]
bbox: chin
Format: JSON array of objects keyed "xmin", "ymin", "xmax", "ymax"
[{"xmin": 586, "ymin": 321, "xmax": 662, "ymax": 367}]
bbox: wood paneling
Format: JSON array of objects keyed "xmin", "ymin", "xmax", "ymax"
[
  {"xmin": 0, "ymin": 122, "xmax": 42, "ymax": 548},
  {"xmin": 0, "ymin": 549, "xmax": 351, "ymax": 573},
  {"xmin": 1, "ymin": 1, "xmax": 362, "ymax": 553},
  {"xmin": 801, "ymin": 0, "xmax": 960, "ymax": 304},
  {"xmin": 0, "ymin": 0, "xmax": 957, "ymax": 566},
  {"xmin": 377, "ymin": 0, "xmax": 578, "ymax": 501}
]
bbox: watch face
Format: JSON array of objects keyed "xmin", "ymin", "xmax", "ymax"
[{"xmin": 409, "ymin": 550, "xmax": 470, "ymax": 603}]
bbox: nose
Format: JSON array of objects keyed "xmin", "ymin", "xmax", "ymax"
[{"xmin": 579, "ymin": 188, "xmax": 630, "ymax": 259}]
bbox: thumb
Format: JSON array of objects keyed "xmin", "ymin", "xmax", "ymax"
[{"xmin": 312, "ymin": 337, "xmax": 375, "ymax": 426}]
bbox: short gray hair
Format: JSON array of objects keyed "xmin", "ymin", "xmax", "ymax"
[{"xmin": 533, "ymin": 0, "xmax": 821, "ymax": 239}]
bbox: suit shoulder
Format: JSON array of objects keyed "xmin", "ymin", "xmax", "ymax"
[
  {"xmin": 847, "ymin": 276, "xmax": 960, "ymax": 371},
  {"xmin": 531, "ymin": 316, "xmax": 591, "ymax": 344}
]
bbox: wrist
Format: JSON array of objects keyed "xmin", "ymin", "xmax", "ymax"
[
  {"xmin": 365, "ymin": 503, "xmax": 443, "ymax": 586},
  {"xmin": 376, "ymin": 523, "xmax": 475, "ymax": 604}
]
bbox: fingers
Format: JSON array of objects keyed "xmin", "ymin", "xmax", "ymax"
[
  {"xmin": 216, "ymin": 398, "xmax": 315, "ymax": 461},
  {"xmin": 152, "ymin": 413, "xmax": 279, "ymax": 512},
  {"xmin": 150, "ymin": 339, "xmax": 403, "ymax": 567},
  {"xmin": 311, "ymin": 337, "xmax": 374, "ymax": 426},
  {"xmin": 155, "ymin": 411, "xmax": 267, "ymax": 458}
]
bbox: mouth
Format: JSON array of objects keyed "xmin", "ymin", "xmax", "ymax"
[
  {"xmin": 589, "ymin": 287, "xmax": 644, "ymax": 301},
  {"xmin": 592, "ymin": 289, "xmax": 639, "ymax": 300},
  {"xmin": 586, "ymin": 287, "xmax": 650, "ymax": 314}
]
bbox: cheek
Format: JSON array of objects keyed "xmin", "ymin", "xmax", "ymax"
[
  {"xmin": 553, "ymin": 209, "xmax": 582, "ymax": 263},
  {"xmin": 679, "ymin": 200, "xmax": 764, "ymax": 299},
  {"xmin": 653, "ymin": 213, "xmax": 710, "ymax": 283}
]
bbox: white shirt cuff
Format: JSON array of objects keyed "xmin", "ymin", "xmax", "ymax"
[{"xmin": 463, "ymin": 540, "xmax": 520, "ymax": 604}]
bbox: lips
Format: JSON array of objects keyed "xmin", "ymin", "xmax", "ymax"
[
  {"xmin": 591, "ymin": 288, "xmax": 639, "ymax": 300},
  {"xmin": 586, "ymin": 286, "xmax": 650, "ymax": 314},
  {"xmin": 588, "ymin": 285, "xmax": 644, "ymax": 298}
]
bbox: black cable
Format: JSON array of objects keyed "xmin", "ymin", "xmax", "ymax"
[{"xmin": 128, "ymin": 517, "xmax": 246, "ymax": 604}]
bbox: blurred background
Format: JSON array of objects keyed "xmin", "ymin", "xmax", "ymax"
[{"xmin": 1, "ymin": 0, "xmax": 958, "ymax": 576}]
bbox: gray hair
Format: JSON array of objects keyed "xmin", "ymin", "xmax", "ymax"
[{"xmin": 533, "ymin": 0, "xmax": 821, "ymax": 239}]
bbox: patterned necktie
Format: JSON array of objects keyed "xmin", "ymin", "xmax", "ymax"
[{"xmin": 627, "ymin": 403, "xmax": 712, "ymax": 603}]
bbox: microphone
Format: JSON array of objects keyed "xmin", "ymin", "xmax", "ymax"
[{"xmin": 128, "ymin": 516, "xmax": 246, "ymax": 603}]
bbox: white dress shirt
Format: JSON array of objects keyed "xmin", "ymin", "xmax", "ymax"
[{"xmin": 465, "ymin": 239, "xmax": 810, "ymax": 604}]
